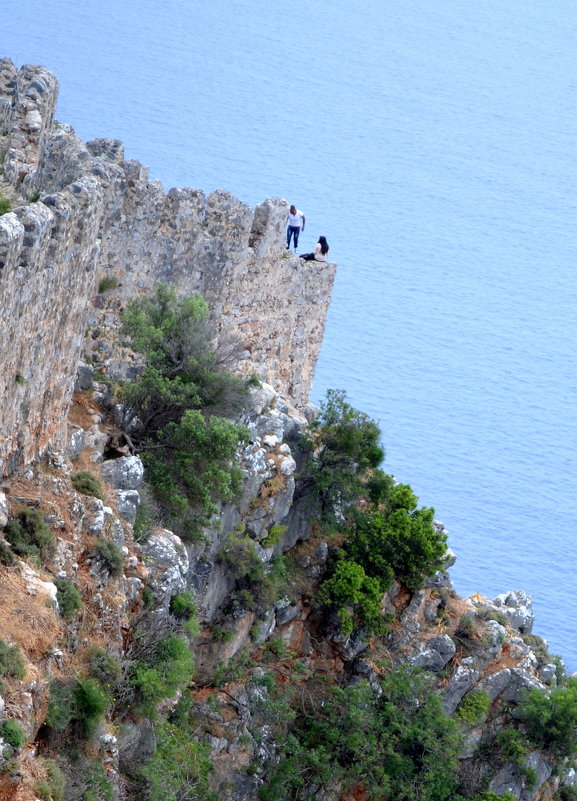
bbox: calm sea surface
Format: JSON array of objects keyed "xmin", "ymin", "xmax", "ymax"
[{"xmin": 4, "ymin": 0, "xmax": 577, "ymax": 669}]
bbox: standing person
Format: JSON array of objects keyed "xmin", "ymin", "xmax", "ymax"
[
  {"xmin": 300, "ymin": 236, "xmax": 329, "ymax": 262},
  {"xmin": 287, "ymin": 205, "xmax": 305, "ymax": 250}
]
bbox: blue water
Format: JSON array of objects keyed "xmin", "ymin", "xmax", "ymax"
[{"xmin": 4, "ymin": 0, "xmax": 577, "ymax": 670}]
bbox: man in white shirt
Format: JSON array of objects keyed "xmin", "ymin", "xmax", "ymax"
[{"xmin": 286, "ymin": 205, "xmax": 306, "ymax": 250}]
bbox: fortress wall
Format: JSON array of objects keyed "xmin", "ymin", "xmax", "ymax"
[{"xmin": 0, "ymin": 61, "xmax": 335, "ymax": 475}]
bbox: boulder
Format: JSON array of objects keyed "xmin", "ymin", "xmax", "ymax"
[
  {"xmin": 100, "ymin": 456, "xmax": 144, "ymax": 490},
  {"xmin": 443, "ymin": 665, "xmax": 481, "ymax": 714}
]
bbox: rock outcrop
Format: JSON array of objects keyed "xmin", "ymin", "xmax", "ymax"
[{"xmin": 0, "ymin": 58, "xmax": 336, "ymax": 476}]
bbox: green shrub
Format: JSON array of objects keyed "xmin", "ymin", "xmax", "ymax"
[
  {"xmin": 219, "ymin": 535, "xmax": 289, "ymax": 615},
  {"xmin": 521, "ymin": 633, "xmax": 552, "ymax": 664},
  {"xmin": 0, "ymin": 539, "xmax": 16, "ymax": 566},
  {"xmin": 55, "ymin": 578, "xmax": 82, "ymax": 620},
  {"xmin": 297, "ymin": 389, "xmax": 384, "ymax": 524},
  {"xmin": 0, "ymin": 719, "xmax": 26, "ymax": 748},
  {"xmin": 317, "ymin": 557, "xmax": 388, "ymax": 636},
  {"xmin": 211, "ymin": 626, "xmax": 233, "ymax": 643},
  {"xmin": 119, "ymin": 284, "xmax": 250, "ymax": 538},
  {"xmin": 261, "ymin": 524, "xmax": 287, "ymax": 548},
  {"xmin": 29, "ymin": 190, "xmax": 41, "ymax": 203},
  {"xmin": 72, "ymin": 471, "xmax": 103, "ymax": 499},
  {"xmin": 456, "ymin": 690, "xmax": 491, "ymax": 726},
  {"xmin": 74, "ymin": 677, "xmax": 109, "ymax": 737},
  {"xmin": 142, "ymin": 585, "xmax": 154, "ymax": 608},
  {"xmin": 556, "ymin": 788, "xmax": 577, "ymax": 801},
  {"xmin": 46, "ymin": 677, "xmax": 109, "ymax": 739},
  {"xmin": 261, "ymin": 667, "xmax": 463, "ymax": 801},
  {"xmin": 169, "ymin": 591, "xmax": 197, "ymax": 620},
  {"xmin": 87, "ymin": 646, "xmax": 122, "ymax": 687},
  {"xmin": 345, "ymin": 484, "xmax": 446, "ymax": 591},
  {"xmin": 95, "ymin": 537, "xmax": 124, "ymax": 577},
  {"xmin": 142, "ymin": 410, "xmax": 247, "ymax": 538},
  {"xmin": 98, "ymin": 276, "xmax": 120, "ymax": 293},
  {"xmin": 517, "ymin": 679, "xmax": 577, "ymax": 756},
  {"xmin": 494, "ymin": 727, "xmax": 529, "ymax": 763},
  {"xmin": 474, "ymin": 607, "xmax": 509, "ymax": 627},
  {"xmin": 141, "ymin": 720, "xmax": 214, "ymax": 801},
  {"xmin": 0, "ymin": 195, "xmax": 11, "ymax": 215},
  {"xmin": 35, "ymin": 758, "xmax": 66, "ymax": 801},
  {"xmin": 3, "ymin": 507, "xmax": 55, "ymax": 563},
  {"xmin": 130, "ymin": 635, "xmax": 194, "ymax": 714},
  {"xmin": 0, "ymin": 638, "xmax": 26, "ymax": 680}
]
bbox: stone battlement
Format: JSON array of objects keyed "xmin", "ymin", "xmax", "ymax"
[{"xmin": 0, "ymin": 60, "xmax": 335, "ymax": 475}]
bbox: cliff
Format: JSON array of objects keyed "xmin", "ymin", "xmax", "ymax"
[
  {"xmin": 0, "ymin": 58, "xmax": 335, "ymax": 476},
  {"xmin": 0, "ymin": 59, "xmax": 576, "ymax": 801}
]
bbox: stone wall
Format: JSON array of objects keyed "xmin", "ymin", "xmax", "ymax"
[{"xmin": 0, "ymin": 60, "xmax": 336, "ymax": 475}]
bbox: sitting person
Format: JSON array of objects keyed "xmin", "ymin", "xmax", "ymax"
[{"xmin": 300, "ymin": 236, "xmax": 329, "ymax": 262}]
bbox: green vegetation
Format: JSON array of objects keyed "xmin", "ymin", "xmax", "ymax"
[
  {"xmin": 317, "ymin": 557, "xmax": 387, "ymax": 636},
  {"xmin": 517, "ymin": 679, "xmax": 577, "ymax": 756},
  {"xmin": 218, "ymin": 533, "xmax": 290, "ymax": 615},
  {"xmin": 2, "ymin": 507, "xmax": 55, "ymax": 563},
  {"xmin": 0, "ymin": 194, "xmax": 11, "ymax": 215},
  {"xmin": 95, "ymin": 537, "xmax": 124, "ymax": 577},
  {"xmin": 98, "ymin": 275, "xmax": 120, "ymax": 293},
  {"xmin": 261, "ymin": 523, "xmax": 287, "ymax": 548},
  {"xmin": 297, "ymin": 389, "xmax": 384, "ymax": 524},
  {"xmin": 141, "ymin": 718, "xmax": 216, "ymax": 801},
  {"xmin": 169, "ymin": 591, "xmax": 197, "ymax": 619},
  {"xmin": 14, "ymin": 372, "xmax": 26, "ymax": 385},
  {"xmin": 0, "ymin": 638, "xmax": 26, "ymax": 680},
  {"xmin": 54, "ymin": 578, "xmax": 82, "ymax": 620},
  {"xmin": 260, "ymin": 667, "xmax": 463, "ymax": 801},
  {"xmin": 345, "ymin": 484, "xmax": 446, "ymax": 591},
  {"xmin": 86, "ymin": 646, "xmax": 122, "ymax": 688},
  {"xmin": 129, "ymin": 635, "xmax": 195, "ymax": 716},
  {"xmin": 119, "ymin": 284, "xmax": 249, "ymax": 537},
  {"xmin": 0, "ymin": 719, "xmax": 26, "ymax": 748},
  {"xmin": 46, "ymin": 677, "xmax": 109, "ymax": 740},
  {"xmin": 35, "ymin": 758, "xmax": 66, "ymax": 801},
  {"xmin": 295, "ymin": 391, "xmax": 447, "ymax": 636},
  {"xmin": 72, "ymin": 471, "xmax": 104, "ymax": 499},
  {"xmin": 457, "ymin": 690, "xmax": 491, "ymax": 726},
  {"xmin": 493, "ymin": 727, "xmax": 530, "ymax": 763},
  {"xmin": 0, "ymin": 538, "xmax": 16, "ymax": 566}
]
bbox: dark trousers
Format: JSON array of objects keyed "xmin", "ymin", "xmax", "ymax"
[
  {"xmin": 300, "ymin": 253, "xmax": 316, "ymax": 261},
  {"xmin": 287, "ymin": 225, "xmax": 301, "ymax": 248}
]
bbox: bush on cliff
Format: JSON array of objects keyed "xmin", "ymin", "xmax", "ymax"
[
  {"xmin": 345, "ymin": 484, "xmax": 446, "ymax": 591},
  {"xmin": 3, "ymin": 507, "xmax": 55, "ymax": 563},
  {"xmin": 317, "ymin": 483, "xmax": 446, "ymax": 635},
  {"xmin": 517, "ymin": 679, "xmax": 577, "ymax": 756},
  {"xmin": 297, "ymin": 389, "xmax": 384, "ymax": 524},
  {"xmin": 260, "ymin": 667, "xmax": 463, "ymax": 801},
  {"xmin": 119, "ymin": 284, "xmax": 249, "ymax": 537}
]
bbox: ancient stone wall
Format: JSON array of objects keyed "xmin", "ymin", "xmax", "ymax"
[{"xmin": 0, "ymin": 60, "xmax": 336, "ymax": 475}]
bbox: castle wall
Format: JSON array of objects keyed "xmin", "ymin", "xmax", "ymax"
[{"xmin": 0, "ymin": 60, "xmax": 335, "ymax": 475}]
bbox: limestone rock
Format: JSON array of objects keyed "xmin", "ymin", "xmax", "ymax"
[
  {"xmin": 116, "ymin": 489, "xmax": 140, "ymax": 523},
  {"xmin": 0, "ymin": 491, "xmax": 8, "ymax": 528},
  {"xmin": 443, "ymin": 665, "xmax": 481, "ymax": 714},
  {"xmin": 141, "ymin": 528, "xmax": 189, "ymax": 607},
  {"xmin": 100, "ymin": 456, "xmax": 144, "ymax": 490}
]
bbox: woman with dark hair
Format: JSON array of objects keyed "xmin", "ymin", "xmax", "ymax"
[{"xmin": 299, "ymin": 236, "xmax": 329, "ymax": 262}]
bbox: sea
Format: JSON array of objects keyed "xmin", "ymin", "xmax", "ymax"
[{"xmin": 3, "ymin": 0, "xmax": 577, "ymax": 671}]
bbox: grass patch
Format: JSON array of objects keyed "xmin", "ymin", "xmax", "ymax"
[{"xmin": 72, "ymin": 471, "xmax": 103, "ymax": 499}]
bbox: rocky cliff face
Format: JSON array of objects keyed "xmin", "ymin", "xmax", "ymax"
[
  {"xmin": 0, "ymin": 59, "xmax": 335, "ymax": 476},
  {"xmin": 0, "ymin": 59, "xmax": 575, "ymax": 801}
]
